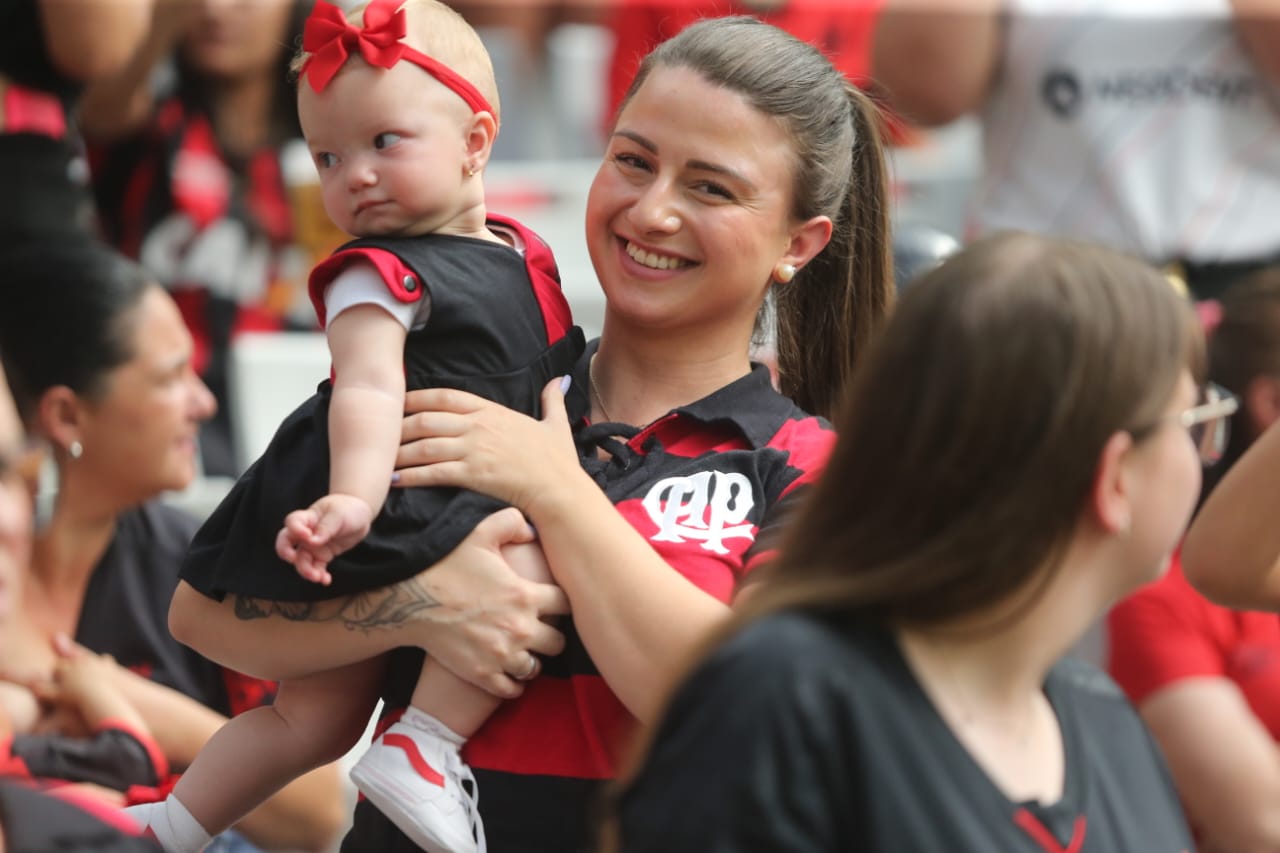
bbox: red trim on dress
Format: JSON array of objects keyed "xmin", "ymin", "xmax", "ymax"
[{"xmin": 308, "ymin": 246, "xmax": 423, "ymax": 327}]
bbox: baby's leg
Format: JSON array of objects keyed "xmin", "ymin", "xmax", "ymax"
[
  {"xmin": 350, "ymin": 541, "xmax": 553, "ymax": 853},
  {"xmin": 130, "ymin": 659, "xmax": 383, "ymax": 853}
]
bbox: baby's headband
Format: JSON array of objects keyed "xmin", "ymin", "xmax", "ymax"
[{"xmin": 300, "ymin": 0, "xmax": 494, "ymax": 116}]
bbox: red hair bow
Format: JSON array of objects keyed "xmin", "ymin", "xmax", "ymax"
[
  {"xmin": 302, "ymin": 0, "xmax": 407, "ymax": 92},
  {"xmin": 299, "ymin": 0, "xmax": 494, "ymax": 116}
]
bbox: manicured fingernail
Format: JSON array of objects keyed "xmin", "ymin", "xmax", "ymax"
[
  {"xmin": 390, "ymin": 472, "xmax": 401, "ymax": 484},
  {"xmin": 558, "ymin": 375, "xmax": 572, "ymax": 394}
]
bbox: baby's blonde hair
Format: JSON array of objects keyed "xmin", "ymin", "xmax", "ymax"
[{"xmin": 292, "ymin": 0, "xmax": 500, "ymax": 122}]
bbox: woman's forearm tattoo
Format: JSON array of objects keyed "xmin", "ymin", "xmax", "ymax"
[{"xmin": 231, "ymin": 577, "xmax": 441, "ymax": 633}]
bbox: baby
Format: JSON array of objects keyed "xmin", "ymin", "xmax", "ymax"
[{"xmin": 128, "ymin": 2, "xmax": 580, "ymax": 851}]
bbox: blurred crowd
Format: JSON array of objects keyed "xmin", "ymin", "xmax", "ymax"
[{"xmin": 1, "ymin": 0, "xmax": 1279, "ymax": 851}]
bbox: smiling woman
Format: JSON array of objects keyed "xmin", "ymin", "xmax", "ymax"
[
  {"xmin": 153, "ymin": 15, "xmax": 895, "ymax": 853},
  {"xmin": 0, "ymin": 241, "xmax": 345, "ymax": 853}
]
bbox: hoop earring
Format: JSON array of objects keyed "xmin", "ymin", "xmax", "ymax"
[
  {"xmin": 68, "ymin": 440, "xmax": 82, "ymax": 460},
  {"xmin": 774, "ymin": 263, "xmax": 796, "ymax": 284}
]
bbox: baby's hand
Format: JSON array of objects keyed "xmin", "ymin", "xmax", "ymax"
[{"xmin": 276, "ymin": 494, "xmax": 374, "ymax": 586}]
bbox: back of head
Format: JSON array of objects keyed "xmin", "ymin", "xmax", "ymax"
[
  {"xmin": 0, "ymin": 241, "xmax": 152, "ymax": 424},
  {"xmin": 304, "ymin": 0, "xmax": 501, "ymax": 122},
  {"xmin": 621, "ymin": 15, "xmax": 892, "ymax": 419},
  {"xmin": 756, "ymin": 233, "xmax": 1203, "ymax": 627},
  {"xmin": 1207, "ymin": 268, "xmax": 1280, "ymax": 463}
]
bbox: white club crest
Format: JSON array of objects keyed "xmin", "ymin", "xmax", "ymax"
[{"xmin": 642, "ymin": 471, "xmax": 756, "ymax": 555}]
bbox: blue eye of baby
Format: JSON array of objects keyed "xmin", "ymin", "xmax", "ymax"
[{"xmin": 374, "ymin": 132, "xmax": 401, "ymax": 150}]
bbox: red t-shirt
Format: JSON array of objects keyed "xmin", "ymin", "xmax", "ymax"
[{"xmin": 1108, "ymin": 552, "xmax": 1280, "ymax": 740}]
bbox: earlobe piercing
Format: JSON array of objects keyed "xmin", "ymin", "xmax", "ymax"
[
  {"xmin": 774, "ymin": 263, "xmax": 797, "ymax": 284},
  {"xmin": 466, "ymin": 166, "xmax": 478, "ymax": 177},
  {"xmin": 68, "ymin": 440, "xmax": 83, "ymax": 460}
]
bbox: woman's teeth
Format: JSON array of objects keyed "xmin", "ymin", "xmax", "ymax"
[{"xmin": 626, "ymin": 242, "xmax": 687, "ymax": 270}]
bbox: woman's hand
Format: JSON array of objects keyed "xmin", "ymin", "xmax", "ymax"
[
  {"xmin": 396, "ymin": 377, "xmax": 579, "ymax": 516},
  {"xmin": 409, "ymin": 508, "xmax": 569, "ymax": 699}
]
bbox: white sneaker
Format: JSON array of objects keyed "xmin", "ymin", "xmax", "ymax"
[{"xmin": 349, "ymin": 710, "xmax": 484, "ymax": 853}]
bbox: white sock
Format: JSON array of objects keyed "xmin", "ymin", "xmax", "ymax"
[
  {"xmin": 125, "ymin": 796, "xmax": 213, "ymax": 853},
  {"xmin": 401, "ymin": 706, "xmax": 466, "ymax": 746}
]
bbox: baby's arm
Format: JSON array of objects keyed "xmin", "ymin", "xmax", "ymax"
[{"xmin": 279, "ymin": 303, "xmax": 407, "ymax": 584}]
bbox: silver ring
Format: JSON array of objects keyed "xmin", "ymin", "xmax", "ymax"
[{"xmin": 515, "ymin": 656, "xmax": 539, "ymax": 682}]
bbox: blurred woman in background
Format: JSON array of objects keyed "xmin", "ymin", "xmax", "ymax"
[
  {"xmin": 0, "ymin": 240, "xmax": 344, "ymax": 852},
  {"xmin": 0, "ymin": 0, "xmax": 156, "ymax": 246},
  {"xmin": 84, "ymin": 0, "xmax": 316, "ymax": 476}
]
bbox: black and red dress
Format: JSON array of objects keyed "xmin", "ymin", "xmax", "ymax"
[{"xmin": 181, "ymin": 215, "xmax": 582, "ymax": 602}]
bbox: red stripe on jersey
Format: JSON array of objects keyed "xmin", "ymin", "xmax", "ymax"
[
  {"xmin": 221, "ymin": 668, "xmax": 278, "ymax": 718},
  {"xmin": 383, "ymin": 733, "xmax": 446, "ymax": 786},
  {"xmin": 614, "ymin": 497, "xmax": 749, "ymax": 600},
  {"xmin": 648, "ymin": 417, "xmax": 751, "ymax": 457},
  {"xmin": 767, "ymin": 415, "xmax": 836, "ymax": 496},
  {"xmin": 464, "ymin": 675, "xmax": 635, "ymax": 779}
]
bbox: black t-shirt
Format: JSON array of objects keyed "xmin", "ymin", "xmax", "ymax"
[
  {"xmin": 75, "ymin": 502, "xmax": 275, "ymax": 717},
  {"xmin": 618, "ymin": 613, "xmax": 1195, "ymax": 853}
]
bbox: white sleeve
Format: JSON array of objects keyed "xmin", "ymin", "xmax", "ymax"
[{"xmin": 323, "ymin": 261, "xmax": 428, "ymax": 330}]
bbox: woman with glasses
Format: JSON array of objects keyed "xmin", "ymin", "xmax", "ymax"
[
  {"xmin": 1114, "ymin": 269, "xmax": 1280, "ymax": 852},
  {"xmin": 609, "ymin": 232, "xmax": 1202, "ymax": 851}
]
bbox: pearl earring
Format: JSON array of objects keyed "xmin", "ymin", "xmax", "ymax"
[
  {"xmin": 775, "ymin": 263, "xmax": 797, "ymax": 284},
  {"xmin": 68, "ymin": 440, "xmax": 82, "ymax": 460}
]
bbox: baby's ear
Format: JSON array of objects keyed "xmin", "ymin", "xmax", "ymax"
[{"xmin": 465, "ymin": 111, "xmax": 498, "ymax": 171}]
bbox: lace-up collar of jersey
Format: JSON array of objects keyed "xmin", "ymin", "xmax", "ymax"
[{"xmin": 576, "ymin": 421, "xmax": 642, "ymax": 484}]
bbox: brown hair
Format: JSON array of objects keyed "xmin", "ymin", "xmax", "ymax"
[
  {"xmin": 290, "ymin": 0, "xmax": 500, "ymax": 122},
  {"xmin": 1208, "ymin": 267, "xmax": 1280, "ymax": 462},
  {"xmin": 619, "ymin": 16, "xmax": 893, "ymax": 419},
  {"xmin": 741, "ymin": 232, "xmax": 1204, "ymax": 629}
]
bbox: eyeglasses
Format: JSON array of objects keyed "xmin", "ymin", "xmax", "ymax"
[{"xmin": 1130, "ymin": 382, "xmax": 1239, "ymax": 466}]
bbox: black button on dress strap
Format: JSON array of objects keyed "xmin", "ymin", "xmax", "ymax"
[{"xmin": 402, "ymin": 274, "xmax": 418, "ymax": 292}]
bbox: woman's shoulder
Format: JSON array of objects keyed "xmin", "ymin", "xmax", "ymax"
[
  {"xmin": 1046, "ymin": 654, "xmax": 1153, "ymax": 737},
  {"xmin": 115, "ymin": 500, "xmax": 202, "ymax": 559},
  {"xmin": 704, "ymin": 612, "xmax": 897, "ymax": 703}
]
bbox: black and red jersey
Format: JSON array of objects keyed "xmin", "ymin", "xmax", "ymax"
[
  {"xmin": 619, "ymin": 613, "xmax": 1195, "ymax": 853},
  {"xmin": 0, "ymin": 779, "xmax": 161, "ymax": 851},
  {"xmin": 1, "ymin": 718, "xmax": 167, "ymax": 793},
  {"xmin": 346, "ymin": 340, "xmax": 834, "ymax": 852}
]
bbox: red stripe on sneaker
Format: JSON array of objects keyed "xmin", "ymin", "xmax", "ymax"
[{"xmin": 383, "ymin": 734, "xmax": 446, "ymax": 788}]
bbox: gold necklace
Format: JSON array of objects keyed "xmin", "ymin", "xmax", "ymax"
[{"xmin": 589, "ymin": 355, "xmax": 613, "ymax": 422}]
